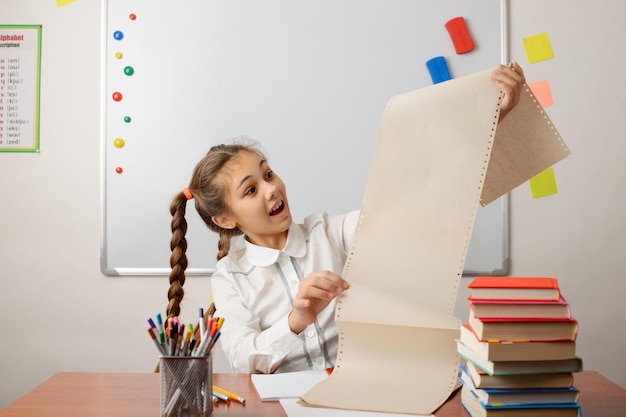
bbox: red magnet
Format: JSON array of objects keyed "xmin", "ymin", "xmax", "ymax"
[
  {"xmin": 112, "ymin": 91, "xmax": 123, "ymax": 101},
  {"xmin": 129, "ymin": 13, "xmax": 137, "ymax": 21},
  {"xmin": 445, "ymin": 16, "xmax": 475, "ymax": 54},
  {"xmin": 115, "ymin": 167, "xmax": 123, "ymax": 174}
]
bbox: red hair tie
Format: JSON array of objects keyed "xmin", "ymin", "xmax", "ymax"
[{"xmin": 182, "ymin": 187, "xmax": 193, "ymax": 200}]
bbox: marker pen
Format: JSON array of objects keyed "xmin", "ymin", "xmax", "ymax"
[
  {"xmin": 156, "ymin": 313, "xmax": 164, "ymax": 335},
  {"xmin": 193, "ymin": 330, "xmax": 211, "ymax": 357},
  {"xmin": 206, "ymin": 331, "xmax": 221, "ymax": 354},
  {"xmin": 209, "ymin": 321, "xmax": 218, "ymax": 340},
  {"xmin": 198, "ymin": 308, "xmax": 205, "ymax": 343},
  {"xmin": 166, "ymin": 317, "xmax": 174, "ymax": 337},
  {"xmin": 148, "ymin": 318, "xmax": 157, "ymax": 333},
  {"xmin": 147, "ymin": 328, "xmax": 166, "ymax": 355},
  {"xmin": 180, "ymin": 323, "xmax": 193, "ymax": 356},
  {"xmin": 188, "ymin": 338, "xmax": 197, "ymax": 356},
  {"xmin": 158, "ymin": 330, "xmax": 167, "ymax": 353},
  {"xmin": 174, "ymin": 323, "xmax": 185, "ymax": 356},
  {"xmin": 169, "ymin": 327, "xmax": 178, "ymax": 356}
]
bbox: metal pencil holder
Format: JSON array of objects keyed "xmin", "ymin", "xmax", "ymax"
[{"xmin": 159, "ymin": 355, "xmax": 213, "ymax": 417}]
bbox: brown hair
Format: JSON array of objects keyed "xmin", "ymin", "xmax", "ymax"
[{"xmin": 166, "ymin": 138, "xmax": 265, "ymax": 319}]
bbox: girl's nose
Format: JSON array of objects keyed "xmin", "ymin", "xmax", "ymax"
[{"xmin": 263, "ymin": 182, "xmax": 278, "ymax": 199}]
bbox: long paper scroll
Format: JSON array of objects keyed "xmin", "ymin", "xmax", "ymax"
[{"xmin": 299, "ymin": 68, "xmax": 570, "ymax": 414}]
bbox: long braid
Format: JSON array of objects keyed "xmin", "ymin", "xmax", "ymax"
[{"xmin": 167, "ymin": 192, "xmax": 188, "ymax": 319}]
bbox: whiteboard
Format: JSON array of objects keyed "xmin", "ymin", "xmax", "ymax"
[{"xmin": 101, "ymin": 0, "xmax": 509, "ymax": 276}]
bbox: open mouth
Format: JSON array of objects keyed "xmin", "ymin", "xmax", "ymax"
[{"xmin": 269, "ymin": 200, "xmax": 285, "ymax": 216}]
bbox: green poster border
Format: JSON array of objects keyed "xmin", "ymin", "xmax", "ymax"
[{"xmin": 0, "ymin": 24, "xmax": 42, "ymax": 153}]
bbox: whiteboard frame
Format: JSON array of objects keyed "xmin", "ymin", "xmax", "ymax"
[{"xmin": 99, "ymin": 0, "xmax": 510, "ymax": 277}]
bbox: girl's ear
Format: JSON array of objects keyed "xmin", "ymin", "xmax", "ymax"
[{"xmin": 212, "ymin": 214, "xmax": 236, "ymax": 230}]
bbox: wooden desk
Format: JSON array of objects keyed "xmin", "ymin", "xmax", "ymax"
[{"xmin": 0, "ymin": 371, "xmax": 624, "ymax": 416}]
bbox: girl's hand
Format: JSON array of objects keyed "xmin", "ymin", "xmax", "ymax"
[
  {"xmin": 492, "ymin": 62, "xmax": 526, "ymax": 121},
  {"xmin": 288, "ymin": 270, "xmax": 349, "ymax": 334}
]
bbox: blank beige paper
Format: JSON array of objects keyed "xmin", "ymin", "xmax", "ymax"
[{"xmin": 299, "ymin": 69, "xmax": 570, "ymax": 414}]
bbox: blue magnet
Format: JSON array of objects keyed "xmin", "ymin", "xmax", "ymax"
[
  {"xmin": 426, "ymin": 56, "xmax": 452, "ymax": 84},
  {"xmin": 113, "ymin": 30, "xmax": 124, "ymax": 41}
]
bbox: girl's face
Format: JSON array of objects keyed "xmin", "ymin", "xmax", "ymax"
[{"xmin": 213, "ymin": 150, "xmax": 292, "ymax": 249}]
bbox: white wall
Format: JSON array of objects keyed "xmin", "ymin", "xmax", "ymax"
[
  {"xmin": 1, "ymin": 0, "xmax": 624, "ymax": 409},
  {"xmin": 457, "ymin": 0, "xmax": 626, "ymax": 391},
  {"xmin": 508, "ymin": 0, "xmax": 626, "ymax": 388}
]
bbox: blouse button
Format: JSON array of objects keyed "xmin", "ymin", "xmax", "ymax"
[{"xmin": 307, "ymin": 330, "xmax": 315, "ymax": 338}]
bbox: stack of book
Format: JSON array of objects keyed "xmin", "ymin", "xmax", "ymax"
[{"xmin": 457, "ymin": 276, "xmax": 583, "ymax": 417}]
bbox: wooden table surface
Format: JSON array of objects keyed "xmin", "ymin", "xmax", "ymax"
[{"xmin": 0, "ymin": 370, "xmax": 624, "ymax": 416}]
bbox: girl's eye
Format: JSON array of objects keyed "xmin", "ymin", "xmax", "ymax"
[
  {"xmin": 265, "ymin": 170, "xmax": 274, "ymax": 180},
  {"xmin": 245, "ymin": 186, "xmax": 256, "ymax": 196}
]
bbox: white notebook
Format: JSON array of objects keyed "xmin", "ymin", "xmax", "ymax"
[{"xmin": 251, "ymin": 370, "xmax": 329, "ymax": 401}]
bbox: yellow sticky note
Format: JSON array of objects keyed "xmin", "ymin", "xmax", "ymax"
[
  {"xmin": 523, "ymin": 33, "xmax": 555, "ymax": 64},
  {"xmin": 529, "ymin": 167, "xmax": 558, "ymax": 198},
  {"xmin": 528, "ymin": 80, "xmax": 554, "ymax": 107},
  {"xmin": 56, "ymin": 0, "xmax": 77, "ymax": 7}
]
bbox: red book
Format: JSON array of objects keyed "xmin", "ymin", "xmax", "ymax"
[
  {"xmin": 467, "ymin": 309, "xmax": 578, "ymax": 342},
  {"xmin": 468, "ymin": 277, "xmax": 560, "ymax": 301},
  {"xmin": 469, "ymin": 296, "xmax": 571, "ymax": 319}
]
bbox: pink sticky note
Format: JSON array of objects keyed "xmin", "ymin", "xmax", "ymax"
[{"xmin": 528, "ymin": 80, "xmax": 554, "ymax": 107}]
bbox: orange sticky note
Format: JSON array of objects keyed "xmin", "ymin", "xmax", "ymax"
[
  {"xmin": 528, "ymin": 80, "xmax": 554, "ymax": 107},
  {"xmin": 56, "ymin": 0, "xmax": 77, "ymax": 7},
  {"xmin": 529, "ymin": 167, "xmax": 558, "ymax": 198},
  {"xmin": 522, "ymin": 32, "xmax": 555, "ymax": 64}
]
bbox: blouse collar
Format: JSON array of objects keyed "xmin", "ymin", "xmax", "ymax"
[{"xmin": 244, "ymin": 223, "xmax": 307, "ymax": 267}]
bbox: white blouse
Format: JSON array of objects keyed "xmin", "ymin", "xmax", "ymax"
[{"xmin": 211, "ymin": 210, "xmax": 359, "ymax": 373}]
